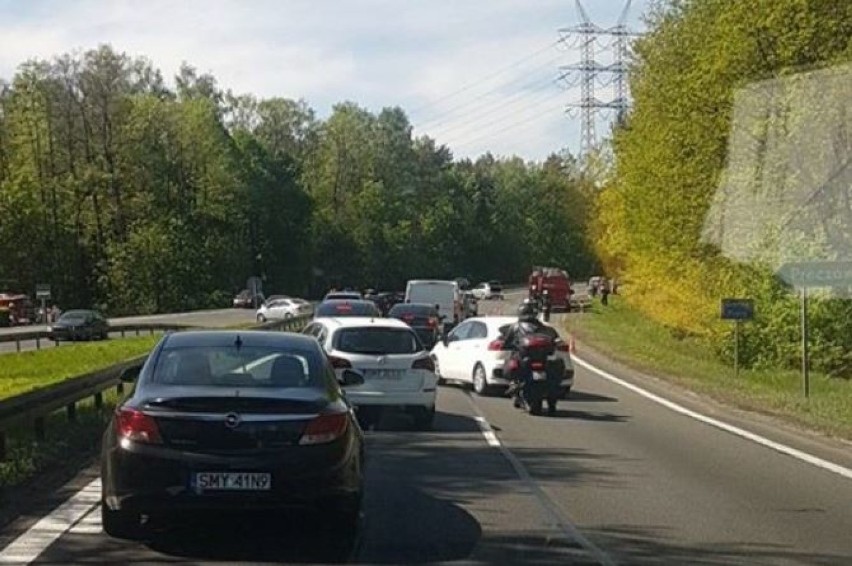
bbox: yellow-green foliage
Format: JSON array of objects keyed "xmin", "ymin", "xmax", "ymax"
[{"xmin": 596, "ymin": 0, "xmax": 852, "ymax": 350}]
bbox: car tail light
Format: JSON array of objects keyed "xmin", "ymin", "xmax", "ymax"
[
  {"xmin": 329, "ymin": 356, "xmax": 352, "ymax": 369},
  {"xmin": 508, "ymin": 358, "xmax": 519, "ymax": 371},
  {"xmin": 115, "ymin": 407, "xmax": 162, "ymax": 444},
  {"xmin": 427, "ymin": 317, "xmax": 438, "ymax": 328},
  {"xmin": 530, "ymin": 360, "xmax": 545, "ymax": 370},
  {"xmin": 412, "ymin": 357, "xmax": 435, "ymax": 371},
  {"xmin": 487, "ymin": 339, "xmax": 504, "ymax": 351},
  {"xmin": 402, "ymin": 313, "xmax": 415, "ymax": 322},
  {"xmin": 299, "ymin": 413, "xmax": 349, "ymax": 445},
  {"xmin": 557, "ymin": 342, "xmax": 570, "ymax": 352}
]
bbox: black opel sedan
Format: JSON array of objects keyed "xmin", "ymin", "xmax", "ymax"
[{"xmin": 101, "ymin": 330, "xmax": 366, "ymax": 539}]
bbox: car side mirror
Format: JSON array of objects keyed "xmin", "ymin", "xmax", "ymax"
[
  {"xmin": 339, "ymin": 368, "xmax": 365, "ymax": 387},
  {"xmin": 441, "ymin": 334, "xmax": 450, "ymax": 347},
  {"xmin": 119, "ymin": 364, "xmax": 142, "ymax": 383}
]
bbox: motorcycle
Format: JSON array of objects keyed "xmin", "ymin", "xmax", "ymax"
[{"xmin": 505, "ymin": 333, "xmax": 565, "ymax": 416}]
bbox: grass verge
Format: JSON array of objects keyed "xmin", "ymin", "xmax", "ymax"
[
  {"xmin": 565, "ymin": 300, "xmax": 852, "ymax": 441},
  {"xmin": 0, "ymin": 389, "xmax": 120, "ymax": 497},
  {"xmin": 0, "ymin": 336, "xmax": 160, "ymax": 400}
]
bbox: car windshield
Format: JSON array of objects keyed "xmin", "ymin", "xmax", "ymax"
[
  {"xmin": 315, "ymin": 301, "xmax": 378, "ymax": 317},
  {"xmin": 149, "ymin": 345, "xmax": 325, "ymax": 388},
  {"xmin": 334, "ymin": 327, "xmax": 422, "ymax": 355},
  {"xmin": 60, "ymin": 311, "xmax": 89, "ymax": 321}
]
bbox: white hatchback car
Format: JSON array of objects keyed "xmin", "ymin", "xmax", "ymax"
[
  {"xmin": 302, "ymin": 317, "xmax": 438, "ymax": 429},
  {"xmin": 431, "ymin": 316, "xmax": 575, "ymax": 397}
]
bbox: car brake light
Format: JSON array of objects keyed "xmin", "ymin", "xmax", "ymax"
[
  {"xmin": 329, "ymin": 356, "xmax": 352, "ymax": 369},
  {"xmin": 412, "ymin": 357, "xmax": 435, "ymax": 371},
  {"xmin": 487, "ymin": 339, "xmax": 504, "ymax": 351},
  {"xmin": 115, "ymin": 407, "xmax": 162, "ymax": 444},
  {"xmin": 402, "ymin": 313, "xmax": 415, "ymax": 322},
  {"xmin": 530, "ymin": 361, "xmax": 545, "ymax": 370},
  {"xmin": 299, "ymin": 413, "xmax": 349, "ymax": 445}
]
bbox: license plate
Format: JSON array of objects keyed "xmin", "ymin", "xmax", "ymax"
[
  {"xmin": 532, "ymin": 371, "xmax": 547, "ymax": 382},
  {"xmin": 366, "ymin": 369, "xmax": 404, "ymax": 380},
  {"xmin": 193, "ymin": 472, "xmax": 272, "ymax": 492}
]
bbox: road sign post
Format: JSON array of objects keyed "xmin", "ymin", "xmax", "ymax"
[
  {"xmin": 775, "ymin": 262, "xmax": 845, "ymax": 399},
  {"xmin": 801, "ymin": 287, "xmax": 810, "ymax": 398},
  {"xmin": 35, "ymin": 284, "xmax": 51, "ymax": 324},
  {"xmin": 721, "ymin": 299, "xmax": 754, "ymax": 379}
]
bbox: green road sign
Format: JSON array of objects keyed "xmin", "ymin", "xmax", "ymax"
[{"xmin": 776, "ymin": 261, "xmax": 852, "ymax": 287}]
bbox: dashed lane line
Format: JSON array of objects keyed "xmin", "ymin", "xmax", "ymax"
[{"xmin": 468, "ymin": 398, "xmax": 618, "ymax": 566}]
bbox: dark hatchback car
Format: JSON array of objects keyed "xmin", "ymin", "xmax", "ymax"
[
  {"xmin": 48, "ymin": 309, "xmax": 109, "ymax": 341},
  {"xmin": 388, "ymin": 303, "xmax": 442, "ymax": 349},
  {"xmin": 314, "ymin": 300, "xmax": 381, "ymax": 319},
  {"xmin": 101, "ymin": 331, "xmax": 366, "ymax": 539}
]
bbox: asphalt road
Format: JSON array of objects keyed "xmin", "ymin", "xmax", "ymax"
[
  {"xmin": 0, "ymin": 309, "xmax": 260, "ymax": 354},
  {"xmin": 2, "ymin": 294, "xmax": 851, "ymax": 564}
]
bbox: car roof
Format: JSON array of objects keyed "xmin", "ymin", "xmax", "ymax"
[
  {"xmin": 314, "ymin": 316, "xmax": 410, "ymax": 330},
  {"xmin": 162, "ymin": 330, "xmax": 319, "ymax": 349}
]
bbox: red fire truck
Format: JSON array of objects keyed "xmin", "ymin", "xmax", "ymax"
[
  {"xmin": 528, "ymin": 267, "xmax": 573, "ymax": 311},
  {"xmin": 0, "ymin": 293, "xmax": 35, "ymax": 326}
]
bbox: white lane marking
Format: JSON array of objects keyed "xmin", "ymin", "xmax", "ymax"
[
  {"xmin": 469, "ymin": 400, "xmax": 617, "ymax": 566},
  {"xmin": 573, "ymin": 356, "xmax": 852, "ymax": 482},
  {"xmin": 473, "ymin": 417, "xmax": 501, "ymax": 447},
  {"xmin": 0, "ymin": 478, "xmax": 101, "ymax": 564},
  {"xmin": 68, "ymin": 506, "xmax": 102, "ymax": 535}
]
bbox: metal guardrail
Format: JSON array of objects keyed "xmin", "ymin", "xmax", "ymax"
[
  {"xmin": 0, "ymin": 323, "xmax": 198, "ymax": 353},
  {"xmin": 0, "ymin": 314, "xmax": 313, "ymax": 460}
]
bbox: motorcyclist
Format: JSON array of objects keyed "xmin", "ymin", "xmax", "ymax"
[
  {"xmin": 541, "ymin": 289, "xmax": 552, "ymax": 322},
  {"xmin": 502, "ymin": 300, "xmax": 558, "ymax": 408}
]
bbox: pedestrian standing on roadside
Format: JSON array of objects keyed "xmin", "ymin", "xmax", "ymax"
[{"xmin": 601, "ymin": 280, "xmax": 610, "ymax": 306}]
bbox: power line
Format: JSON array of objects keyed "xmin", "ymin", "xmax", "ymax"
[
  {"xmin": 414, "ymin": 51, "xmax": 564, "ymax": 128},
  {"xmin": 425, "ymin": 80, "xmax": 561, "ymax": 140},
  {"xmin": 442, "ymin": 96, "xmax": 566, "ymax": 150},
  {"xmin": 407, "ymin": 40, "xmax": 562, "ymax": 117}
]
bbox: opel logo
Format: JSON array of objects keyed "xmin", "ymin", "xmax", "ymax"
[{"xmin": 224, "ymin": 412, "xmax": 241, "ymax": 429}]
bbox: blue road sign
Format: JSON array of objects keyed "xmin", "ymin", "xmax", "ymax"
[{"xmin": 721, "ymin": 298, "xmax": 754, "ymax": 320}]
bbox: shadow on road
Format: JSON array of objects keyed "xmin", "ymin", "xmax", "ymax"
[
  {"xmin": 143, "ymin": 510, "xmax": 358, "ymax": 563},
  {"xmin": 588, "ymin": 525, "xmax": 852, "ymax": 565},
  {"xmin": 568, "ymin": 389, "xmax": 619, "ymax": 403},
  {"xmin": 371, "ymin": 409, "xmax": 481, "ymax": 434},
  {"xmin": 547, "ymin": 408, "xmax": 630, "ymax": 422}
]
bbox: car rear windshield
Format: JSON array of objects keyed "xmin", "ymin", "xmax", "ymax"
[
  {"xmin": 389, "ymin": 304, "xmax": 435, "ymax": 317},
  {"xmin": 316, "ymin": 301, "xmax": 377, "ymax": 317},
  {"xmin": 334, "ymin": 327, "xmax": 422, "ymax": 355},
  {"xmin": 150, "ymin": 345, "xmax": 326, "ymax": 388}
]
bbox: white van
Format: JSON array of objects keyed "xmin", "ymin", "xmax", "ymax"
[{"xmin": 405, "ymin": 280, "xmax": 463, "ymax": 331}]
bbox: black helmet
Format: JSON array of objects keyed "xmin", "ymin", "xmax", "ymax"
[{"xmin": 518, "ymin": 299, "xmax": 538, "ymax": 321}]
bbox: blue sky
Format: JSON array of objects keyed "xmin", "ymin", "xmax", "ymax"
[{"xmin": 0, "ymin": 0, "xmax": 649, "ymax": 160}]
